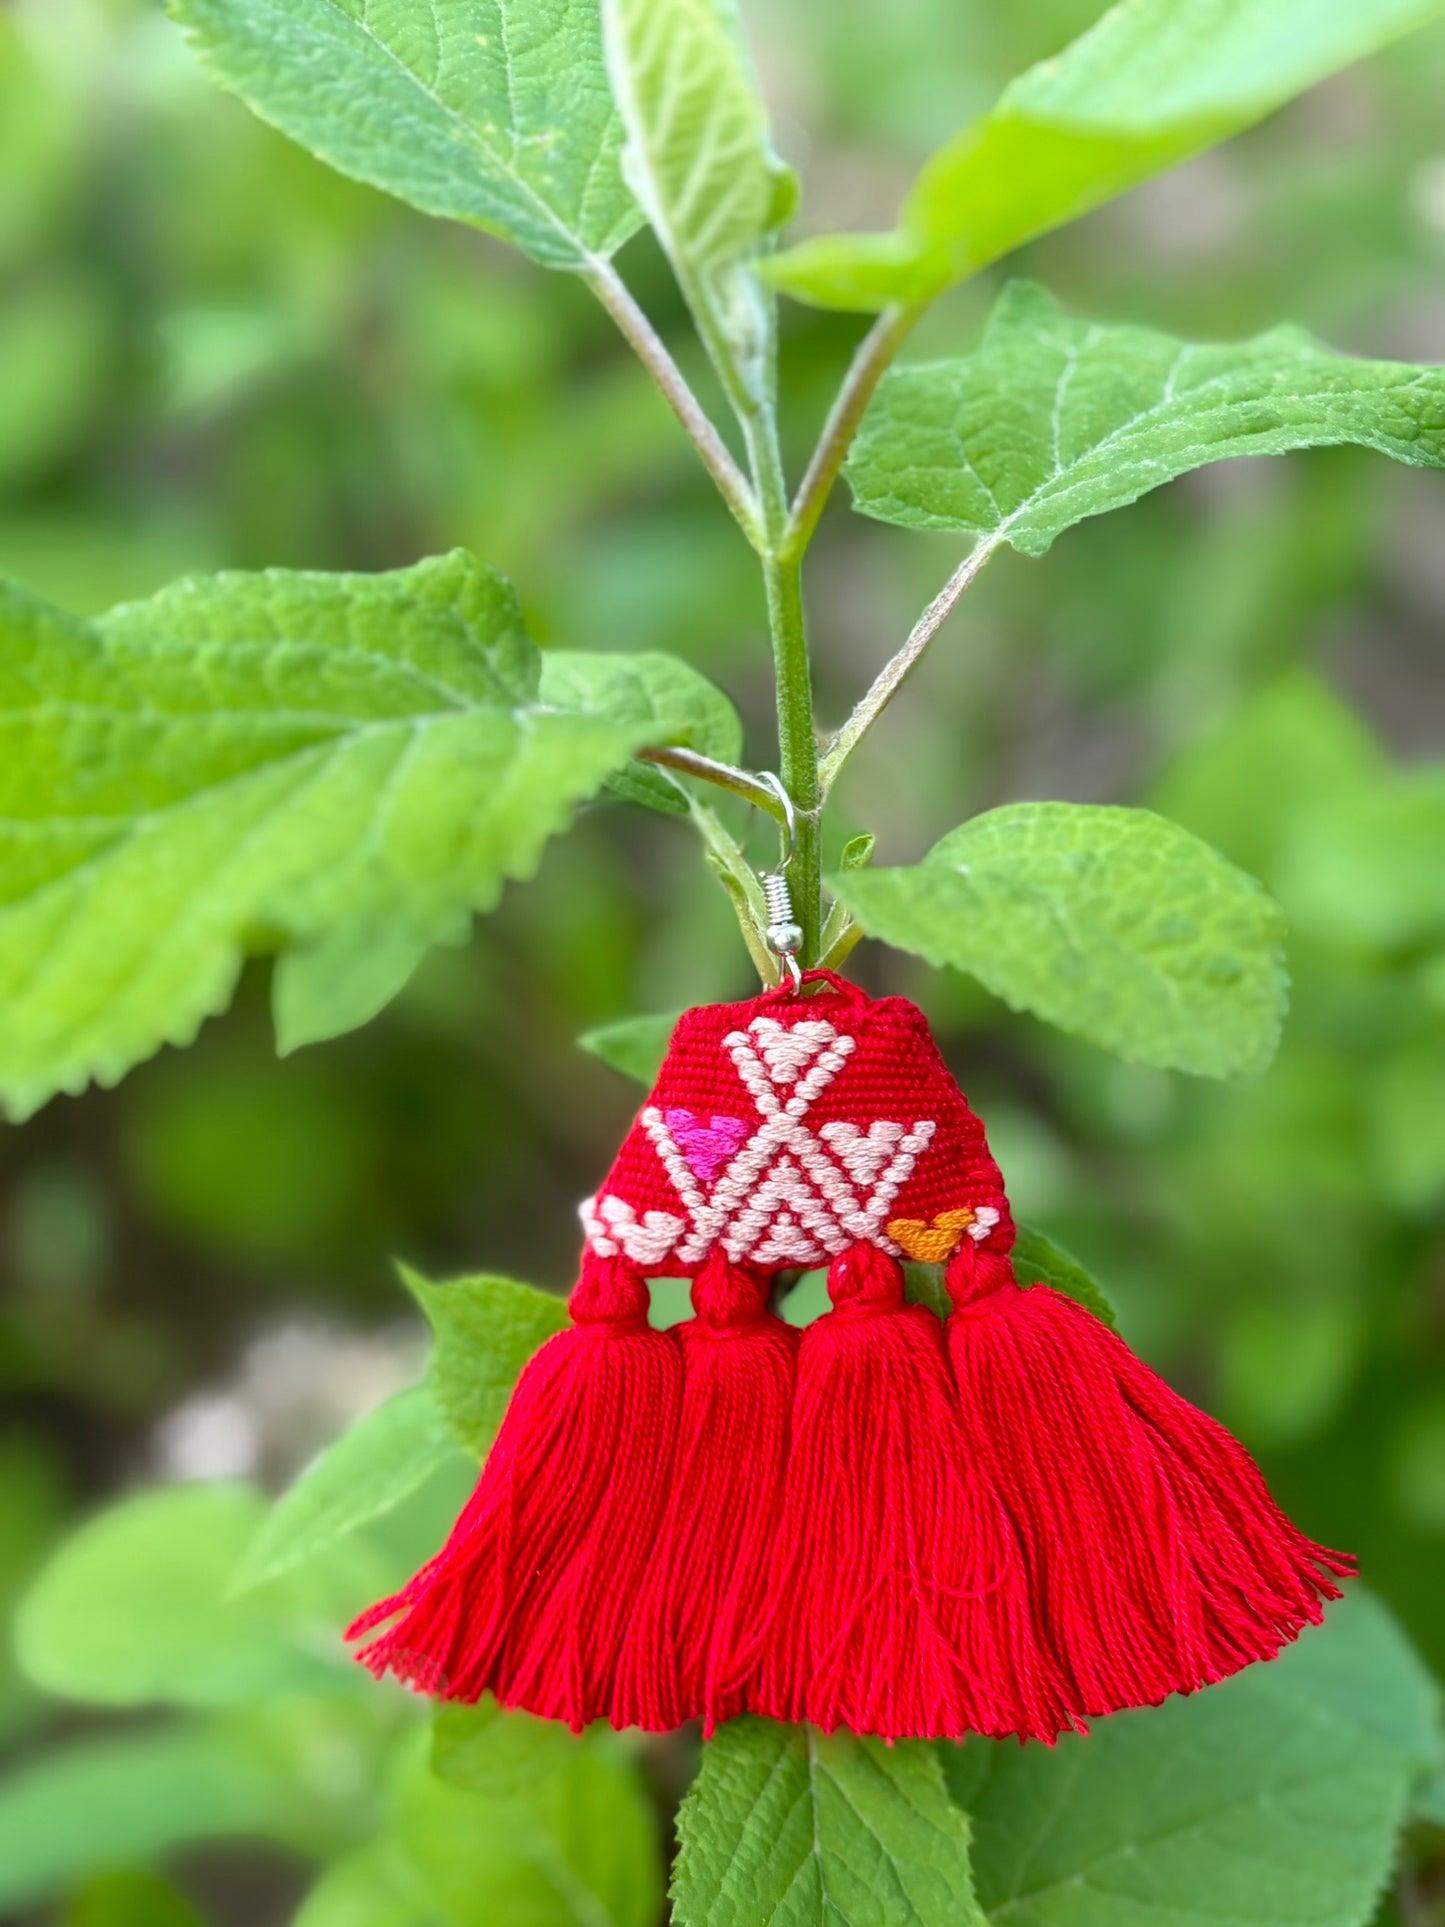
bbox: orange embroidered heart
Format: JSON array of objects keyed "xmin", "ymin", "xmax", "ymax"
[{"xmin": 886, "ymin": 1208, "xmax": 975, "ymax": 1264}]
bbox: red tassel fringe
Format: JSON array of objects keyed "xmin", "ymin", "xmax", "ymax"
[
  {"xmin": 347, "ymin": 1252, "xmax": 679, "ymax": 1731},
  {"xmin": 944, "ymin": 1242, "xmax": 1353, "ymax": 1733},
  {"xmin": 747, "ymin": 1244, "xmax": 1063, "ymax": 1740},
  {"xmin": 613, "ymin": 1251, "xmax": 797, "ymax": 1734},
  {"xmin": 350, "ymin": 1243, "xmax": 1351, "ymax": 1742}
]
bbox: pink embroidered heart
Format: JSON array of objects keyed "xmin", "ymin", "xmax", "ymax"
[{"xmin": 665, "ymin": 1109, "xmax": 749, "ymax": 1184}]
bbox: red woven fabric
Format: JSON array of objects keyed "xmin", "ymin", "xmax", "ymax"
[
  {"xmin": 582, "ymin": 971, "xmax": 1011, "ymax": 1277},
  {"xmin": 349, "ymin": 971, "xmax": 1352, "ymax": 1743}
]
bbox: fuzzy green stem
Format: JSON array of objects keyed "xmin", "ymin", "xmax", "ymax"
[
  {"xmin": 783, "ymin": 303, "xmax": 920, "ymax": 562},
  {"xmin": 614, "ymin": 238, "xmax": 825, "ymax": 967},
  {"xmin": 740, "ymin": 397, "xmax": 822, "ymax": 968},
  {"xmin": 762, "ymin": 548, "xmax": 821, "ymax": 965},
  {"xmin": 688, "ymin": 797, "xmax": 779, "ymax": 985},
  {"xmin": 585, "ymin": 259, "xmax": 760, "ymax": 543},
  {"xmin": 819, "ymin": 539, "xmax": 999, "ymax": 794},
  {"xmin": 635, "ymin": 743, "xmax": 788, "ymax": 818}
]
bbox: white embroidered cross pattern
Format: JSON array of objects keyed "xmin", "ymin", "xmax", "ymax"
[{"xmin": 584, "ymin": 1013, "xmax": 938, "ymax": 1269}]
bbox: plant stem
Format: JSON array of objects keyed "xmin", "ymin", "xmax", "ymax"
[
  {"xmin": 819, "ymin": 538, "xmax": 999, "ymax": 793},
  {"xmin": 740, "ymin": 394, "xmax": 823, "ymax": 967},
  {"xmin": 783, "ymin": 302, "xmax": 919, "ymax": 561},
  {"xmin": 763, "ymin": 546, "xmax": 822, "ymax": 964},
  {"xmin": 635, "ymin": 744, "xmax": 788, "ymax": 818},
  {"xmin": 584, "ymin": 259, "xmax": 761, "ymax": 542},
  {"xmin": 688, "ymin": 797, "xmax": 779, "ymax": 985},
  {"xmin": 594, "ymin": 247, "xmax": 827, "ymax": 966}
]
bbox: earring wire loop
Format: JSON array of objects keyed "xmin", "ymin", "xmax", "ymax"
[{"xmin": 755, "ymin": 773, "xmax": 803, "ymax": 987}]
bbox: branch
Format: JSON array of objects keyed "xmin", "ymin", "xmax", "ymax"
[
  {"xmin": 687, "ymin": 797, "xmax": 780, "ymax": 986},
  {"xmin": 818, "ymin": 539, "xmax": 999, "ymax": 793},
  {"xmin": 636, "ymin": 744, "xmax": 788, "ymax": 818},
  {"xmin": 783, "ymin": 303, "xmax": 920, "ymax": 561},
  {"xmin": 584, "ymin": 259, "xmax": 761, "ymax": 542}
]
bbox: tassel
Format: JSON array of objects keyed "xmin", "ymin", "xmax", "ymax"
[
  {"xmin": 749, "ymin": 1242, "xmax": 1061, "ymax": 1742},
  {"xmin": 944, "ymin": 1238, "xmax": 1354, "ymax": 1732},
  {"xmin": 347, "ymin": 1251, "xmax": 680, "ymax": 1731},
  {"xmin": 347, "ymin": 970, "xmax": 1354, "ymax": 1742},
  {"xmin": 612, "ymin": 1250, "xmax": 797, "ymax": 1733}
]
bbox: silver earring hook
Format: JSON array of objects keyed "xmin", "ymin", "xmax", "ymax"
[
  {"xmin": 757, "ymin": 771, "xmax": 797, "ymax": 873},
  {"xmin": 755, "ymin": 773, "xmax": 803, "ymax": 988}
]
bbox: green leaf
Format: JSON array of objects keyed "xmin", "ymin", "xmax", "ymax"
[
  {"xmin": 846, "ymin": 283, "xmax": 1445, "ymax": 557},
  {"xmin": 602, "ymin": 0, "xmax": 793, "ymax": 271},
  {"xmin": 233, "ymin": 1384, "xmax": 469, "ymax": 1592},
  {"xmin": 578, "ymin": 1010, "xmax": 679, "ymax": 1085},
  {"xmin": 1012, "ymin": 1223, "xmax": 1117, "ymax": 1330},
  {"xmin": 273, "ymin": 909, "xmax": 469, "ymax": 1054},
  {"xmin": 834, "ymin": 803, "xmax": 1287, "ymax": 1078},
  {"xmin": 820, "ymin": 834, "xmax": 877, "ymax": 969},
  {"xmin": 944, "ymin": 1590, "xmax": 1441, "ymax": 1927},
  {"xmin": 0, "ymin": 553, "xmax": 649, "ymax": 1117},
  {"xmin": 767, "ymin": 0, "xmax": 1445, "ymax": 309},
  {"xmin": 672, "ymin": 1718, "xmax": 984, "ymax": 1927},
  {"xmin": 0, "ymin": 1728, "xmax": 291, "ymax": 1913},
  {"xmin": 405, "ymin": 1268, "xmax": 570, "ymax": 1459},
  {"xmin": 433, "ymin": 1697, "xmax": 578, "ymax": 1798},
  {"xmin": 1285, "ymin": 1590, "xmax": 1444, "ymax": 1767},
  {"xmin": 903, "ymin": 1263, "xmax": 951, "ymax": 1322},
  {"xmin": 398, "ymin": 1733, "xmax": 660, "ymax": 1927},
  {"xmin": 540, "ymin": 648, "xmax": 742, "ymax": 816},
  {"xmin": 167, "ymin": 0, "xmax": 641, "ymax": 270},
  {"xmin": 14, "ymin": 1483, "xmax": 350, "ymax": 1707},
  {"xmin": 601, "ymin": 0, "xmax": 794, "ymax": 399}
]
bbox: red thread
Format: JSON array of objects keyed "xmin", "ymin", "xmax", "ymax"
[
  {"xmin": 346, "ymin": 1252, "xmax": 679, "ymax": 1731},
  {"xmin": 613, "ymin": 1250, "xmax": 797, "ymax": 1733},
  {"xmin": 944, "ymin": 1236, "xmax": 1353, "ymax": 1731},
  {"xmin": 747, "ymin": 1243, "xmax": 1065, "ymax": 1741}
]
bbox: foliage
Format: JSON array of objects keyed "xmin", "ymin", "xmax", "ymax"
[
  {"xmin": 944, "ymin": 1589, "xmax": 1442, "ymax": 1926},
  {"xmin": 846, "ymin": 281, "xmax": 1445, "ymax": 555},
  {"xmin": 766, "ymin": 0, "xmax": 1445, "ymax": 308},
  {"xmin": 169, "ymin": 0, "xmax": 642, "ymax": 268},
  {"xmin": 835, "ymin": 801, "xmax": 1288, "ymax": 1075},
  {"xmin": 1, "ymin": 0, "xmax": 1444, "ymax": 1921},
  {"xmin": 0, "ymin": 554, "xmax": 652, "ymax": 1116},
  {"xmin": 232, "ymin": 1384, "xmax": 468, "ymax": 1591},
  {"xmin": 672, "ymin": 1719, "xmax": 983, "ymax": 1926}
]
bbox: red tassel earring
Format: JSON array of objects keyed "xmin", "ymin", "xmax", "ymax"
[
  {"xmin": 350, "ymin": 958, "xmax": 1350, "ymax": 1744},
  {"xmin": 347, "ymin": 1249, "xmax": 680, "ymax": 1731}
]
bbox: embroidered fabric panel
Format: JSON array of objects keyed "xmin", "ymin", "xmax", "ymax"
[{"xmin": 581, "ymin": 986, "xmax": 1013, "ymax": 1274}]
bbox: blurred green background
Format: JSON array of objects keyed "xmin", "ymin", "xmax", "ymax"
[{"xmin": 1, "ymin": 0, "xmax": 1444, "ymax": 1919}]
